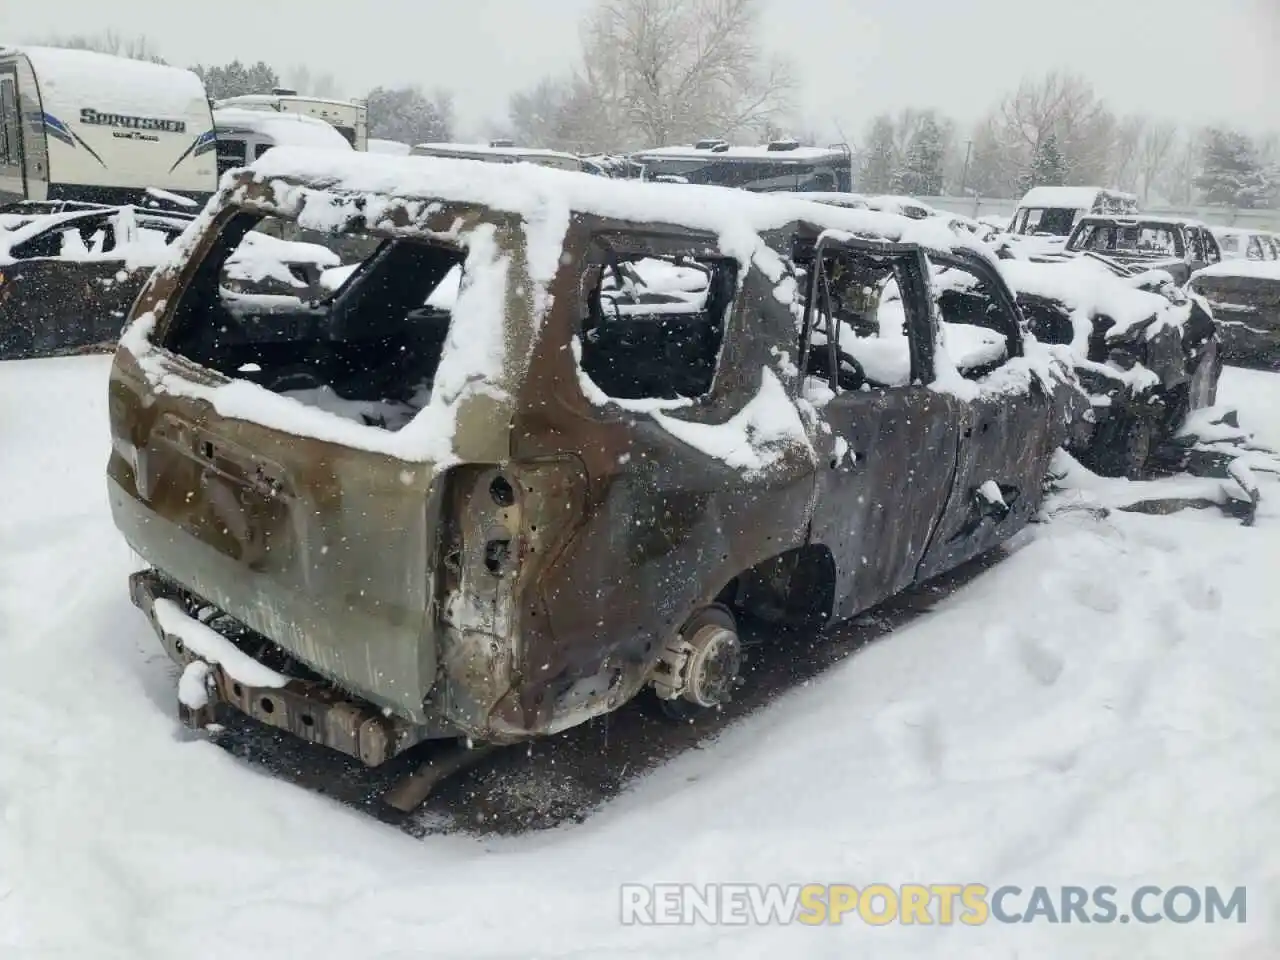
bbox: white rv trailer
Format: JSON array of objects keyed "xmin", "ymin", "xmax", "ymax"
[
  {"xmin": 211, "ymin": 107, "xmax": 352, "ymax": 178},
  {"xmin": 0, "ymin": 46, "xmax": 217, "ymax": 207},
  {"xmin": 213, "ymin": 92, "xmax": 368, "ymax": 151}
]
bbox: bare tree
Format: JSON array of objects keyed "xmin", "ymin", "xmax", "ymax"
[
  {"xmin": 285, "ymin": 65, "xmax": 343, "ymax": 99},
  {"xmin": 994, "ymin": 71, "xmax": 1116, "ymax": 188},
  {"xmin": 37, "ymin": 30, "xmax": 166, "ymax": 64},
  {"xmin": 577, "ymin": 0, "xmax": 793, "ymax": 147},
  {"xmin": 1109, "ymin": 115, "xmax": 1147, "ymax": 192},
  {"xmin": 1136, "ymin": 121, "xmax": 1178, "ymax": 204}
]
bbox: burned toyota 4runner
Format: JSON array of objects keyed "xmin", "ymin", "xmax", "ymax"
[{"xmin": 107, "ymin": 148, "xmax": 1085, "ymax": 778}]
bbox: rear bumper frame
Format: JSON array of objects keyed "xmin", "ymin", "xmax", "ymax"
[{"xmin": 129, "ymin": 569, "xmax": 437, "ymax": 766}]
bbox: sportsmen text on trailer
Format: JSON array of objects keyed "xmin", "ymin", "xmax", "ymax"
[{"xmin": 79, "ymin": 108, "xmax": 188, "ymax": 134}]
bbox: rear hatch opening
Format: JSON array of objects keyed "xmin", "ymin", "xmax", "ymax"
[{"xmin": 161, "ymin": 212, "xmax": 466, "ymax": 430}]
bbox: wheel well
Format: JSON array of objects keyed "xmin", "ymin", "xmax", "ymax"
[{"xmin": 720, "ymin": 545, "xmax": 835, "ymax": 628}]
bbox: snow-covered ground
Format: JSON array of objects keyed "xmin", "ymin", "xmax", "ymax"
[{"xmin": 0, "ymin": 357, "xmax": 1277, "ymax": 959}]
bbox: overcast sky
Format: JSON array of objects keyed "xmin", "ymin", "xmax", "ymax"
[{"xmin": 4, "ymin": 0, "xmax": 1277, "ymax": 141}]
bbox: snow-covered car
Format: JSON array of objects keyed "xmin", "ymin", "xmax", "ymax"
[
  {"xmin": 108, "ymin": 147, "xmax": 1095, "ymax": 806},
  {"xmin": 0, "ymin": 202, "xmax": 346, "ymax": 360},
  {"xmin": 1188, "ymin": 257, "xmax": 1280, "ymax": 369},
  {"xmin": 1211, "ymin": 226, "xmax": 1278, "ymax": 262},
  {"xmin": 1000, "ymin": 255, "xmax": 1221, "ymax": 477},
  {"xmin": 1008, "ymin": 185, "xmax": 1139, "ymax": 238},
  {"xmin": 1063, "ymin": 215, "xmax": 1223, "ymax": 286},
  {"xmin": 0, "ymin": 204, "xmax": 194, "ymax": 360}
]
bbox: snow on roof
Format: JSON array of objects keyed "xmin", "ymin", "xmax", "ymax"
[
  {"xmin": 18, "ymin": 46, "xmax": 209, "ymax": 120},
  {"xmin": 244, "ymin": 147, "xmax": 978, "ymax": 260},
  {"xmin": 1017, "ymin": 186, "xmax": 1135, "ymax": 210},
  {"xmin": 213, "ymin": 107, "xmax": 352, "ymax": 150},
  {"xmin": 367, "ymin": 138, "xmax": 411, "ymax": 156},
  {"xmin": 410, "ymin": 141, "xmax": 580, "ymax": 161},
  {"xmin": 632, "ymin": 144, "xmax": 848, "ymax": 163},
  {"xmin": 215, "ymin": 94, "xmax": 361, "ymax": 110},
  {"xmin": 1192, "ymin": 259, "xmax": 1280, "ymax": 282},
  {"xmin": 1075, "ymin": 213, "xmax": 1207, "ymax": 228}
]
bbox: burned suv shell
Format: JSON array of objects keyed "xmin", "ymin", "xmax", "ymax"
[{"xmin": 107, "ymin": 148, "xmax": 1083, "ymax": 766}]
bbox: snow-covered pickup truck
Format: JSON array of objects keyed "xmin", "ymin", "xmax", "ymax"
[{"xmin": 107, "ymin": 147, "xmax": 1103, "ymax": 805}]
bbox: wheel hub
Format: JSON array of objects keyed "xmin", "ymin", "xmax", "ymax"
[{"xmin": 652, "ymin": 620, "xmax": 742, "ymax": 708}]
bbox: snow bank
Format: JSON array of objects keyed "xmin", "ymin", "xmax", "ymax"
[{"xmin": 0, "ymin": 358, "xmax": 1278, "ymax": 959}]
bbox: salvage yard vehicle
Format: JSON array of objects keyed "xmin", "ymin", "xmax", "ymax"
[
  {"xmin": 0, "ymin": 203, "xmax": 194, "ymax": 358},
  {"xmin": 0, "ymin": 46, "xmax": 217, "ymax": 206},
  {"xmin": 1008, "ymin": 186, "xmax": 1139, "ymax": 238},
  {"xmin": 999, "ymin": 255, "xmax": 1222, "ymax": 478},
  {"xmin": 108, "ymin": 147, "xmax": 1098, "ymax": 805},
  {"xmin": 0, "ymin": 202, "xmax": 346, "ymax": 359},
  {"xmin": 1064, "ymin": 214, "xmax": 1222, "ymax": 285},
  {"xmin": 1189, "ymin": 257, "xmax": 1280, "ymax": 369},
  {"xmin": 629, "ymin": 139, "xmax": 854, "ymax": 192},
  {"xmin": 1211, "ymin": 226, "xmax": 1277, "ymax": 262}
]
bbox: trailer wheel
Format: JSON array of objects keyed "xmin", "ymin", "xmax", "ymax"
[{"xmin": 650, "ymin": 604, "xmax": 742, "ymax": 721}]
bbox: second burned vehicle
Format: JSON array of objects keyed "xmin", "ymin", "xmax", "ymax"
[{"xmin": 108, "ymin": 149, "xmax": 1139, "ymax": 802}]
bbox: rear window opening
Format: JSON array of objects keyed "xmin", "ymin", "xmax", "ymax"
[
  {"xmin": 163, "ymin": 213, "xmax": 464, "ymax": 431},
  {"xmin": 577, "ymin": 249, "xmax": 735, "ymax": 400}
]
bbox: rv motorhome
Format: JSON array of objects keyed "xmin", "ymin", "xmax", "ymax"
[
  {"xmin": 0, "ymin": 46, "xmax": 217, "ymax": 207},
  {"xmin": 211, "ymin": 107, "xmax": 352, "ymax": 177},
  {"xmin": 212, "ymin": 91, "xmax": 369, "ymax": 151}
]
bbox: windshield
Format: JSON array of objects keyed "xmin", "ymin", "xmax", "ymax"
[{"xmin": 1069, "ymin": 223, "xmax": 1183, "ymax": 257}]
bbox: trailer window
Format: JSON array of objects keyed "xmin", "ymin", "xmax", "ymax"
[
  {"xmin": 0, "ymin": 77, "xmax": 18, "ymax": 167},
  {"xmin": 216, "ymin": 139, "xmax": 246, "ymax": 176}
]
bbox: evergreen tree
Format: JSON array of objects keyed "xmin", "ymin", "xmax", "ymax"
[
  {"xmin": 859, "ymin": 115, "xmax": 898, "ymax": 193},
  {"xmin": 1023, "ymin": 133, "xmax": 1067, "ymax": 190},
  {"xmin": 1195, "ymin": 128, "xmax": 1274, "ymax": 208},
  {"xmin": 897, "ymin": 114, "xmax": 946, "ymax": 195},
  {"xmin": 366, "ymin": 87, "xmax": 454, "ymax": 146},
  {"xmin": 193, "ymin": 61, "xmax": 281, "ymax": 100}
]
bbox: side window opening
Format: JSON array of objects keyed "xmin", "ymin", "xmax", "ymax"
[
  {"xmin": 929, "ymin": 258, "xmax": 1018, "ymax": 380},
  {"xmin": 799, "ymin": 245, "xmax": 917, "ymax": 393},
  {"xmin": 254, "ymin": 142, "xmax": 273, "ymax": 160},
  {"xmin": 1186, "ymin": 227, "xmax": 1204, "ymax": 261},
  {"xmin": 164, "ymin": 213, "xmax": 464, "ymax": 432},
  {"xmin": 577, "ymin": 246, "xmax": 734, "ymax": 400}
]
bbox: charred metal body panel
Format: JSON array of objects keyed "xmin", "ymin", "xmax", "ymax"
[
  {"xmin": 1188, "ymin": 272, "xmax": 1280, "ymax": 371},
  {"xmin": 108, "ymin": 163, "xmax": 1083, "ymax": 756},
  {"xmin": 0, "ymin": 258, "xmax": 145, "ymax": 358}
]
